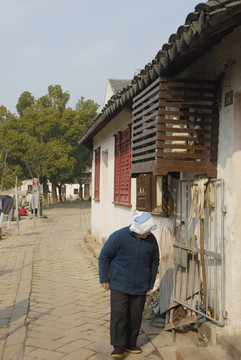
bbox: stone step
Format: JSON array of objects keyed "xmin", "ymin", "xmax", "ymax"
[
  {"xmin": 217, "ymin": 334, "xmax": 241, "ymax": 360},
  {"xmin": 176, "ymin": 346, "xmax": 231, "ymax": 360},
  {"xmin": 207, "ymin": 345, "xmax": 232, "ymax": 359},
  {"xmin": 198, "ymin": 323, "xmax": 241, "ymax": 359}
]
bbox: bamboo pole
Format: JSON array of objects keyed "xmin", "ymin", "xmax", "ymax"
[
  {"xmin": 200, "ymin": 218, "xmax": 207, "ymax": 307},
  {"xmin": 15, "ymin": 176, "xmax": 19, "ymax": 235}
]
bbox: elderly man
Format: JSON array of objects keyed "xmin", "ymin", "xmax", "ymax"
[{"xmin": 98, "ymin": 211, "xmax": 159, "ymax": 359}]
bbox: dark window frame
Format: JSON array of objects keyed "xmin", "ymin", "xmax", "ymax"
[
  {"xmin": 94, "ymin": 147, "xmax": 100, "ymax": 201},
  {"xmin": 113, "ymin": 125, "xmax": 132, "ymax": 206},
  {"xmin": 136, "ymin": 173, "xmax": 176, "ymax": 217}
]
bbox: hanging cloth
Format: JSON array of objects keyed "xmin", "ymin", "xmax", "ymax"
[
  {"xmin": 0, "ymin": 195, "xmax": 13, "ymax": 230},
  {"xmin": 204, "ymin": 182, "xmax": 215, "ymax": 209},
  {"xmin": 190, "ymin": 177, "xmax": 209, "ymax": 219},
  {"xmin": 1, "ymin": 195, "xmax": 13, "ymax": 215}
]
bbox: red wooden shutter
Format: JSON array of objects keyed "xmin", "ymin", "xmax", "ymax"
[
  {"xmin": 94, "ymin": 147, "xmax": 100, "ymax": 200},
  {"xmin": 114, "ymin": 133, "xmax": 121, "ymax": 202},
  {"xmin": 119, "ymin": 127, "xmax": 131, "ymax": 203},
  {"xmin": 114, "ymin": 126, "xmax": 131, "ymax": 204}
]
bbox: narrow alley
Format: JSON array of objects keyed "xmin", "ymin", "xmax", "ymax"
[{"xmin": 0, "ymin": 201, "xmax": 229, "ymax": 360}]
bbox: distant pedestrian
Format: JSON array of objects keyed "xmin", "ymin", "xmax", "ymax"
[
  {"xmin": 98, "ymin": 211, "xmax": 159, "ymax": 359},
  {"xmin": 19, "ymin": 207, "xmax": 27, "ymax": 217}
]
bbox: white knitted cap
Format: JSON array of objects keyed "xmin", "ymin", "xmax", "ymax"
[{"xmin": 129, "ymin": 211, "xmax": 157, "ymax": 234}]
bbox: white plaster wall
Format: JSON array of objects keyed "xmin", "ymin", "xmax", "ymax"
[
  {"xmin": 18, "ymin": 179, "xmax": 43, "ymax": 194},
  {"xmin": 180, "ymin": 26, "xmax": 241, "ymax": 331},
  {"xmin": 231, "ymin": 92, "xmax": 241, "ymax": 332},
  {"xmin": 19, "ymin": 180, "xmax": 32, "ymax": 193},
  {"xmin": 91, "ymin": 109, "xmax": 135, "ymax": 243},
  {"xmin": 90, "ymin": 109, "xmax": 174, "ymax": 250},
  {"xmin": 65, "ymin": 184, "xmax": 80, "ymax": 200},
  {"xmin": 103, "ymin": 80, "xmax": 114, "ymax": 106}
]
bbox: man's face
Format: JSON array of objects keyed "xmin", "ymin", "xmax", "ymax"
[{"xmin": 135, "ymin": 231, "xmax": 151, "ymax": 239}]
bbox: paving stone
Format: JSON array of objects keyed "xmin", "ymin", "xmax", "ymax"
[
  {"xmin": 3, "ymin": 343, "xmax": 24, "ymax": 360},
  {"xmin": 0, "ymin": 202, "xmax": 218, "ymax": 360},
  {"xmin": 4, "ymin": 326, "xmax": 27, "ymax": 346},
  {"xmin": 176, "ymin": 347, "xmax": 216, "ymax": 360},
  {"xmin": 25, "ymin": 337, "xmax": 64, "ymax": 351},
  {"xmin": 56, "ymin": 338, "xmax": 93, "ymax": 353},
  {"xmin": 57, "ymin": 347, "xmax": 95, "ymax": 360},
  {"xmin": 24, "ymin": 345, "xmax": 36, "ymax": 354},
  {"xmin": 26, "ymin": 348, "xmax": 64, "ymax": 360},
  {"xmin": 87, "ymin": 354, "xmax": 110, "ymax": 360},
  {"xmin": 86, "ymin": 341, "xmax": 112, "ymax": 355}
]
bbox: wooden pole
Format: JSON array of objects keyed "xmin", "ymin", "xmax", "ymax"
[
  {"xmin": 200, "ymin": 218, "xmax": 207, "ymax": 307},
  {"xmin": 15, "ymin": 176, "xmax": 20, "ymax": 235}
]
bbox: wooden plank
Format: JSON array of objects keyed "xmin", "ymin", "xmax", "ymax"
[
  {"xmin": 131, "ymin": 160, "xmax": 158, "ymax": 175},
  {"xmin": 132, "ymin": 135, "xmax": 158, "ymax": 148},
  {"xmin": 133, "ymin": 77, "xmax": 160, "ymax": 102},
  {"xmin": 165, "ymin": 85, "xmax": 216, "ymax": 94},
  {"xmin": 157, "ymin": 134, "xmax": 218, "ymax": 143},
  {"xmin": 156, "ymin": 151, "xmax": 211, "ymax": 160},
  {"xmin": 159, "ymin": 143, "xmax": 215, "ymax": 151},
  {"xmin": 159, "ymin": 100, "xmax": 219, "ymax": 111},
  {"xmin": 157, "ymin": 126, "xmax": 218, "ymax": 136},
  {"xmin": 160, "ymin": 93, "xmax": 216, "ymax": 102},
  {"xmin": 132, "ymin": 152, "xmax": 156, "ymax": 162},
  {"xmin": 133, "ymin": 111, "xmax": 159, "ymax": 127},
  {"xmin": 131, "ymin": 143, "xmax": 156, "ymax": 155},
  {"xmin": 132, "ymin": 112, "xmax": 158, "ymax": 128},
  {"xmin": 164, "ymin": 315, "xmax": 197, "ymax": 331},
  {"xmin": 157, "ymin": 118, "xmax": 219, "ymax": 127},
  {"xmin": 156, "ymin": 159, "xmax": 217, "ymax": 177},
  {"xmin": 132, "ymin": 103, "xmax": 159, "ymax": 122},
  {"xmin": 159, "ymin": 100, "xmax": 183, "ymax": 108},
  {"xmin": 132, "ymin": 93, "xmax": 160, "ymax": 115},
  {"xmin": 132, "ymin": 125, "xmax": 157, "ymax": 137},
  {"xmin": 167, "ymin": 77, "xmax": 218, "ymax": 86},
  {"xmin": 132, "ymin": 129, "xmax": 157, "ymax": 142},
  {"xmin": 158, "ymin": 109, "xmax": 219, "ymax": 119},
  {"xmin": 133, "ymin": 85, "xmax": 160, "ymax": 109}
]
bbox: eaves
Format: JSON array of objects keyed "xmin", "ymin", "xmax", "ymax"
[{"xmin": 78, "ymin": 0, "xmax": 241, "ymax": 147}]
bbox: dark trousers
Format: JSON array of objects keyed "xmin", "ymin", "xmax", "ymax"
[{"xmin": 110, "ymin": 289, "xmax": 146, "ymax": 347}]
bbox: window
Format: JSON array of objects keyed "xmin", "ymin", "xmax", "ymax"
[
  {"xmin": 94, "ymin": 147, "xmax": 100, "ymax": 201},
  {"xmin": 114, "ymin": 126, "xmax": 131, "ymax": 205},
  {"xmin": 136, "ymin": 174, "xmax": 176, "ymax": 217},
  {"xmin": 28, "ymin": 185, "xmax": 33, "ymax": 192},
  {"xmin": 73, "ymin": 188, "xmax": 79, "ymax": 195}
]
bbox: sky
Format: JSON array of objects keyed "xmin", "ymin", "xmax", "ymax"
[{"xmin": 0, "ymin": 0, "xmax": 199, "ymax": 114}]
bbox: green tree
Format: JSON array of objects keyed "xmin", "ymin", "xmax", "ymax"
[
  {"xmin": 0, "ymin": 107, "xmax": 25, "ymax": 190},
  {"xmin": 0, "ymin": 86, "xmax": 99, "ymax": 204},
  {"xmin": 48, "ymin": 85, "xmax": 70, "ymax": 113},
  {"xmin": 16, "ymin": 91, "xmax": 35, "ymax": 116}
]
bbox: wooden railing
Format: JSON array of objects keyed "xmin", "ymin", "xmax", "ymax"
[{"xmin": 131, "ymin": 77, "xmax": 219, "ymax": 177}]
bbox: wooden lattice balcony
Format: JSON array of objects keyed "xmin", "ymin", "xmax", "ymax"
[{"xmin": 131, "ymin": 77, "xmax": 219, "ymax": 177}]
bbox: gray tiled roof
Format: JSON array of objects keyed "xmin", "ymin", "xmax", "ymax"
[
  {"xmin": 108, "ymin": 79, "xmax": 132, "ymax": 94},
  {"xmin": 79, "ymin": 0, "xmax": 241, "ymax": 145}
]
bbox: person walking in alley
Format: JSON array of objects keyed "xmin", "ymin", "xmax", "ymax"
[{"xmin": 98, "ymin": 211, "xmax": 159, "ymax": 359}]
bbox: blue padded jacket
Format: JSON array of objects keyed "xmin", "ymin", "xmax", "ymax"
[{"xmin": 98, "ymin": 226, "xmax": 159, "ymax": 295}]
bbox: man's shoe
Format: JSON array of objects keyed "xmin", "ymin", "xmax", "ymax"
[
  {"xmin": 111, "ymin": 347, "xmax": 127, "ymax": 358},
  {"xmin": 126, "ymin": 345, "xmax": 142, "ymax": 354}
]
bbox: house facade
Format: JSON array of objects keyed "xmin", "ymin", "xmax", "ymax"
[
  {"xmin": 79, "ymin": 0, "xmax": 241, "ymax": 334},
  {"xmin": 103, "ymin": 79, "xmax": 132, "ymax": 106}
]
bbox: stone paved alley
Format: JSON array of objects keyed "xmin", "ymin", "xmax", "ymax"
[{"xmin": 0, "ymin": 201, "xmax": 230, "ymax": 360}]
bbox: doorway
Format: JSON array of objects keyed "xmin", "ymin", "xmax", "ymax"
[{"xmin": 102, "ymin": 150, "xmax": 108, "ymax": 242}]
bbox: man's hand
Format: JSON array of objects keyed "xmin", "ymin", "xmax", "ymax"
[{"xmin": 101, "ymin": 283, "xmax": 109, "ymax": 290}]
